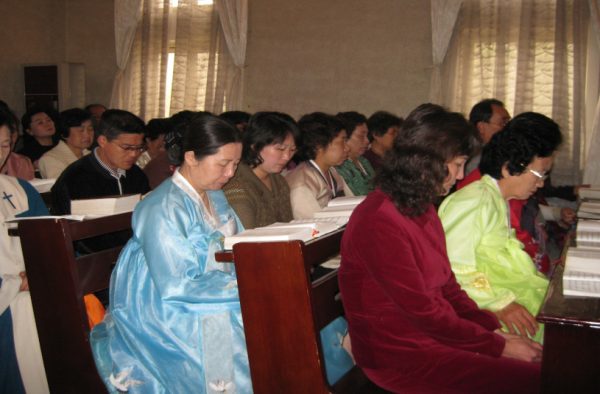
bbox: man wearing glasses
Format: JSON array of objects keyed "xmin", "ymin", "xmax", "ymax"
[{"xmin": 51, "ymin": 109, "xmax": 150, "ymax": 251}]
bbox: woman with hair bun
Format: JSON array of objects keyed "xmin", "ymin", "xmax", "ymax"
[
  {"xmin": 339, "ymin": 104, "xmax": 541, "ymax": 393},
  {"xmin": 91, "ymin": 113, "xmax": 251, "ymax": 393}
]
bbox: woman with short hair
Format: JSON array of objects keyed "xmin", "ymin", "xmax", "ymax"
[
  {"xmin": 285, "ymin": 112, "xmax": 353, "ymax": 219},
  {"xmin": 223, "ymin": 111, "xmax": 298, "ymax": 229},
  {"xmin": 439, "ymin": 112, "xmax": 562, "ymax": 344}
]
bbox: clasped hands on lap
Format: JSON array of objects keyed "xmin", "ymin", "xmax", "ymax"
[{"xmin": 495, "ymin": 302, "xmax": 542, "ymax": 363}]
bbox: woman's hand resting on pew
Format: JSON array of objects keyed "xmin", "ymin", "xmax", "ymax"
[
  {"xmin": 495, "ymin": 302, "xmax": 538, "ymax": 338},
  {"xmin": 496, "ymin": 330, "xmax": 543, "ymax": 363}
]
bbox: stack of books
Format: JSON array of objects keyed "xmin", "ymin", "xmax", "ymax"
[
  {"xmin": 578, "ymin": 186, "xmax": 600, "ymax": 220},
  {"xmin": 563, "ymin": 248, "xmax": 600, "ymax": 297},
  {"xmin": 563, "ymin": 219, "xmax": 600, "ymax": 297},
  {"xmin": 579, "ymin": 186, "xmax": 600, "ymax": 201}
]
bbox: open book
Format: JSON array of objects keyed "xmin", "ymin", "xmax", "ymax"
[
  {"xmin": 70, "ymin": 194, "xmax": 141, "ymax": 217},
  {"xmin": 223, "ymin": 220, "xmax": 343, "ymax": 250},
  {"xmin": 576, "ymin": 220, "xmax": 600, "ymax": 248},
  {"xmin": 563, "ymin": 247, "xmax": 600, "ymax": 297},
  {"xmin": 224, "ymin": 226, "xmax": 314, "ymax": 250}
]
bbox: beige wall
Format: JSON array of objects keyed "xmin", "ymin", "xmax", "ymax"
[
  {"xmin": 66, "ymin": 0, "xmax": 116, "ymax": 108},
  {"xmin": 1, "ymin": 0, "xmax": 432, "ymax": 120},
  {"xmin": 0, "ymin": 0, "xmax": 66, "ymax": 116},
  {"xmin": 243, "ymin": 0, "xmax": 432, "ymax": 119},
  {"xmin": 0, "ymin": 0, "xmax": 115, "ymax": 118}
]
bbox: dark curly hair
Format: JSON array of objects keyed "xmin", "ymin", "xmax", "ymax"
[
  {"xmin": 479, "ymin": 112, "xmax": 562, "ymax": 179},
  {"xmin": 242, "ymin": 112, "xmax": 298, "ymax": 167},
  {"xmin": 297, "ymin": 112, "xmax": 345, "ymax": 161},
  {"xmin": 376, "ymin": 103, "xmax": 477, "ymax": 217}
]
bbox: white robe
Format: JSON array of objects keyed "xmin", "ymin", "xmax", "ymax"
[{"xmin": 0, "ymin": 175, "xmax": 49, "ymax": 393}]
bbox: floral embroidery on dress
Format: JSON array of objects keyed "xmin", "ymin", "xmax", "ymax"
[
  {"xmin": 109, "ymin": 368, "xmax": 142, "ymax": 392},
  {"xmin": 208, "ymin": 379, "xmax": 234, "ymax": 392}
]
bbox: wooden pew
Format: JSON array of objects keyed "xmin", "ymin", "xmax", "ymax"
[
  {"xmin": 216, "ymin": 229, "xmax": 388, "ymax": 394},
  {"xmin": 18, "ymin": 214, "xmax": 385, "ymax": 393},
  {"xmin": 18, "ymin": 213, "xmax": 132, "ymax": 394}
]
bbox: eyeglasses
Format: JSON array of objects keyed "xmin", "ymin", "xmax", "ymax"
[
  {"xmin": 527, "ymin": 168, "xmax": 548, "ymax": 181},
  {"xmin": 113, "ymin": 143, "xmax": 146, "ymax": 153}
]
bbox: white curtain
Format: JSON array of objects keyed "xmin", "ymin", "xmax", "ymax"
[
  {"xmin": 429, "ymin": 0, "xmax": 463, "ymax": 103},
  {"xmin": 214, "ymin": 0, "xmax": 248, "ymax": 110},
  {"xmin": 110, "ymin": 0, "xmax": 143, "ymax": 110},
  {"xmin": 583, "ymin": 0, "xmax": 600, "ymax": 184},
  {"xmin": 441, "ymin": 0, "xmax": 590, "ymax": 185},
  {"xmin": 109, "ymin": 0, "xmax": 247, "ymax": 120}
]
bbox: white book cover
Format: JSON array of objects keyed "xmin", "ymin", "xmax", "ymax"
[
  {"xmin": 579, "ymin": 186, "xmax": 600, "ymax": 201},
  {"xmin": 224, "ymin": 226, "xmax": 314, "ymax": 250},
  {"xmin": 563, "ymin": 278, "xmax": 600, "ymax": 297},
  {"xmin": 70, "ymin": 194, "xmax": 141, "ymax": 217},
  {"xmin": 268, "ymin": 220, "xmax": 341, "ymax": 237},
  {"xmin": 313, "ymin": 205, "xmax": 356, "ymax": 218},
  {"xmin": 579, "ymin": 201, "xmax": 600, "ymax": 215},
  {"xmin": 28, "ymin": 178, "xmax": 56, "ymax": 193},
  {"xmin": 564, "ymin": 247, "xmax": 600, "ymax": 275},
  {"xmin": 327, "ymin": 196, "xmax": 366, "ymax": 207},
  {"xmin": 577, "ymin": 211, "xmax": 600, "ymax": 220}
]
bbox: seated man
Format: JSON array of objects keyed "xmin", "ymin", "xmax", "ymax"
[
  {"xmin": 51, "ymin": 109, "xmax": 150, "ymax": 251},
  {"xmin": 362, "ymin": 111, "xmax": 402, "ymax": 171},
  {"xmin": 462, "ymin": 98, "xmax": 511, "ymax": 179}
]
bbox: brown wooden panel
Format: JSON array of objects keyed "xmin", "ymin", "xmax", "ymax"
[
  {"xmin": 19, "ymin": 218, "xmax": 106, "ymax": 393},
  {"xmin": 233, "ymin": 240, "xmax": 328, "ymax": 394},
  {"xmin": 77, "ymin": 247, "xmax": 121, "ymax": 295},
  {"xmin": 311, "ymin": 270, "xmax": 343, "ymax": 331},
  {"xmin": 69, "ymin": 212, "xmax": 132, "ymax": 241},
  {"xmin": 537, "ymin": 264, "xmax": 600, "ymax": 393}
]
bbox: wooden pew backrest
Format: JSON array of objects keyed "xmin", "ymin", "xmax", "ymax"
[
  {"xmin": 219, "ymin": 230, "xmax": 387, "ymax": 394},
  {"xmin": 18, "ymin": 212, "xmax": 132, "ymax": 394}
]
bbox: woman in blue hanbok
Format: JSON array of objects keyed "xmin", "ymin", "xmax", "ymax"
[{"xmin": 91, "ymin": 114, "xmax": 251, "ymax": 393}]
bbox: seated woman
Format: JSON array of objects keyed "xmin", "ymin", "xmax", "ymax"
[
  {"xmin": 285, "ymin": 112, "xmax": 353, "ymax": 219},
  {"xmin": 335, "ymin": 111, "xmax": 375, "ymax": 195},
  {"xmin": 438, "ymin": 112, "xmax": 562, "ymax": 344},
  {"xmin": 223, "ymin": 112, "xmax": 298, "ymax": 229},
  {"xmin": 339, "ymin": 104, "xmax": 542, "ymax": 393},
  {"xmin": 38, "ymin": 108, "xmax": 94, "ymax": 179},
  {"xmin": 18, "ymin": 107, "xmax": 59, "ymax": 166},
  {"xmin": 90, "ymin": 114, "xmax": 250, "ymax": 393},
  {"xmin": 0, "ymin": 103, "xmax": 34, "ymax": 180},
  {"xmin": 1, "ymin": 109, "xmax": 49, "ymax": 393}
]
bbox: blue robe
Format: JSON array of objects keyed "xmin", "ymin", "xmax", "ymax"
[
  {"xmin": 91, "ymin": 172, "xmax": 251, "ymax": 393},
  {"xmin": 91, "ymin": 171, "xmax": 354, "ymax": 393}
]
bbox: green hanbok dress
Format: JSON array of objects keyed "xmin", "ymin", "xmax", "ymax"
[{"xmin": 438, "ymin": 175, "xmax": 549, "ymax": 343}]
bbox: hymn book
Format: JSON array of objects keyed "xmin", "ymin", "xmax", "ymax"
[
  {"xmin": 70, "ymin": 194, "xmax": 141, "ymax": 217},
  {"xmin": 563, "ymin": 247, "xmax": 600, "ymax": 297}
]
